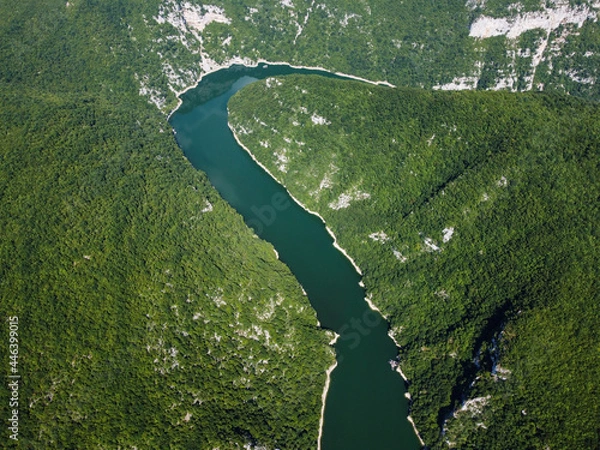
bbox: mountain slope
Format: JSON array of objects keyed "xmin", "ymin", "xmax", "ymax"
[
  {"xmin": 0, "ymin": 3, "xmax": 333, "ymax": 448},
  {"xmin": 229, "ymin": 75, "xmax": 600, "ymax": 449},
  {"xmin": 135, "ymin": 0, "xmax": 600, "ymax": 112},
  {"xmin": 2, "ymin": 0, "xmax": 599, "ymax": 447}
]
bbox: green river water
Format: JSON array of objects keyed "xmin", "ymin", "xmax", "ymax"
[{"xmin": 169, "ymin": 64, "xmax": 420, "ymax": 450}]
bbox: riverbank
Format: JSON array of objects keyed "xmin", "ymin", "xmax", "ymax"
[
  {"xmin": 169, "ymin": 59, "xmax": 421, "ymax": 448},
  {"xmin": 231, "ymin": 125, "xmax": 365, "ymax": 449},
  {"xmin": 229, "ymin": 124, "xmax": 364, "ymax": 278},
  {"xmin": 386, "ymin": 322, "xmax": 427, "ymax": 448},
  {"xmin": 317, "ymin": 359, "xmax": 338, "ymax": 450},
  {"xmin": 167, "ymin": 57, "xmax": 395, "ymax": 120},
  {"xmin": 230, "ymin": 125, "xmax": 426, "ymax": 449},
  {"xmin": 169, "ymin": 57, "xmax": 390, "ymax": 280},
  {"xmin": 318, "ymin": 331, "xmax": 340, "ymax": 450}
]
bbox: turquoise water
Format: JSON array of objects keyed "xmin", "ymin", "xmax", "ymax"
[{"xmin": 170, "ymin": 64, "xmax": 420, "ymax": 450}]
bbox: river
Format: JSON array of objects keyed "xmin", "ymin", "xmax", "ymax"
[{"xmin": 169, "ymin": 63, "xmax": 420, "ymax": 450}]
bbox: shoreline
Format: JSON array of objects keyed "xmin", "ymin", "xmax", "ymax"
[
  {"xmin": 170, "ymin": 60, "xmax": 422, "ymax": 448},
  {"xmin": 230, "ymin": 128, "xmax": 370, "ymax": 450},
  {"xmin": 229, "ymin": 123, "xmax": 365, "ymax": 280},
  {"xmin": 166, "ymin": 57, "xmax": 395, "ymax": 120},
  {"xmin": 387, "ymin": 332, "xmax": 426, "ymax": 448},
  {"xmin": 364, "ymin": 293, "xmax": 387, "ymax": 318},
  {"xmin": 408, "ymin": 416, "xmax": 426, "ymax": 447},
  {"xmin": 231, "ymin": 127, "xmax": 426, "ymax": 448},
  {"xmin": 317, "ymin": 359, "xmax": 338, "ymax": 450},
  {"xmin": 364, "ymin": 294, "xmax": 426, "ymax": 447},
  {"xmin": 318, "ymin": 332, "xmax": 340, "ymax": 449}
]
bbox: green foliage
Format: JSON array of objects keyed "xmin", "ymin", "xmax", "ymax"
[
  {"xmin": 2, "ymin": 0, "xmax": 600, "ymax": 447},
  {"xmin": 229, "ymin": 75, "xmax": 600, "ymax": 449},
  {"xmin": 137, "ymin": 0, "xmax": 600, "ymax": 112},
  {"xmin": 0, "ymin": 2, "xmax": 333, "ymax": 448}
]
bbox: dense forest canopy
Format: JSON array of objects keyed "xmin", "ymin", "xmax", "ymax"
[
  {"xmin": 138, "ymin": 0, "xmax": 600, "ymax": 112},
  {"xmin": 0, "ymin": 1, "xmax": 335, "ymax": 448},
  {"xmin": 1, "ymin": 0, "xmax": 599, "ymax": 448},
  {"xmin": 229, "ymin": 75, "xmax": 600, "ymax": 449}
]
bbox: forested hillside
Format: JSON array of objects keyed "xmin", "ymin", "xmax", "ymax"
[
  {"xmin": 229, "ymin": 75, "xmax": 600, "ymax": 449},
  {"xmin": 136, "ymin": 0, "xmax": 600, "ymax": 112},
  {"xmin": 2, "ymin": 0, "xmax": 599, "ymax": 448},
  {"xmin": 0, "ymin": 2, "xmax": 334, "ymax": 448}
]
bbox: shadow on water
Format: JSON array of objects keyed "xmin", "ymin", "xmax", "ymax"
[{"xmin": 169, "ymin": 64, "xmax": 420, "ymax": 450}]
